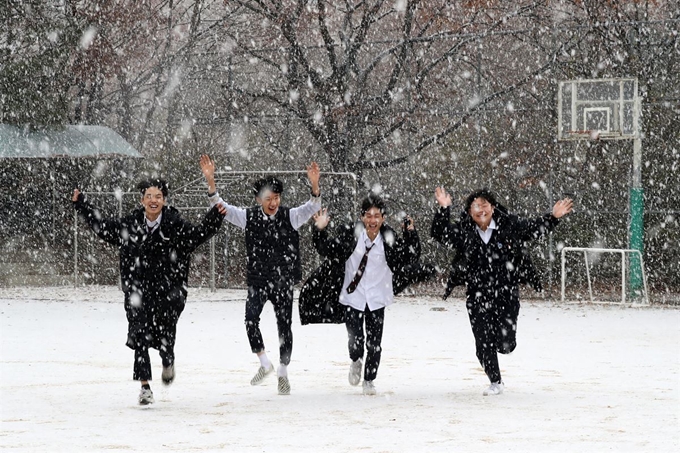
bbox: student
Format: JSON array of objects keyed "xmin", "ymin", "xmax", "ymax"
[
  {"xmin": 72, "ymin": 179, "xmax": 226, "ymax": 405},
  {"xmin": 431, "ymin": 187, "xmax": 573, "ymax": 395},
  {"xmin": 200, "ymin": 155, "xmax": 320, "ymax": 395},
  {"xmin": 302, "ymin": 195, "xmax": 433, "ymax": 395}
]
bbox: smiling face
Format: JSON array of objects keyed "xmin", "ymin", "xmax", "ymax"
[
  {"xmin": 256, "ymin": 189, "xmax": 281, "ymax": 216},
  {"xmin": 141, "ymin": 186, "xmax": 166, "ymax": 221},
  {"xmin": 361, "ymin": 207, "xmax": 385, "ymax": 240},
  {"xmin": 469, "ymin": 197, "xmax": 494, "ymax": 231}
]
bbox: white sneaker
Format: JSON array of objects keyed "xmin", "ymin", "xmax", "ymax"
[
  {"xmin": 138, "ymin": 387, "xmax": 155, "ymax": 405},
  {"xmin": 483, "ymin": 382, "xmax": 504, "ymax": 396},
  {"xmin": 250, "ymin": 364, "xmax": 275, "ymax": 386},
  {"xmin": 162, "ymin": 364, "xmax": 175, "ymax": 385},
  {"xmin": 278, "ymin": 376, "xmax": 291, "ymax": 395},
  {"xmin": 348, "ymin": 359, "xmax": 362, "ymax": 386},
  {"xmin": 362, "ymin": 380, "xmax": 377, "ymax": 396}
]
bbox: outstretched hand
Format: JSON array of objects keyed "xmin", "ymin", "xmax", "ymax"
[
  {"xmin": 552, "ymin": 198, "xmax": 574, "ymax": 218},
  {"xmin": 72, "ymin": 189, "xmax": 80, "ymax": 202},
  {"xmin": 200, "ymin": 154, "xmax": 215, "ymax": 181},
  {"xmin": 307, "ymin": 162, "xmax": 320, "ymax": 196},
  {"xmin": 200, "ymin": 154, "xmax": 218, "ymax": 195},
  {"xmin": 434, "ymin": 187, "xmax": 452, "ymax": 208},
  {"xmin": 313, "ymin": 208, "xmax": 330, "ymax": 230}
]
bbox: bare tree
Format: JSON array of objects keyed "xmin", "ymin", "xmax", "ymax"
[{"xmin": 215, "ymin": 1, "xmax": 587, "ymax": 182}]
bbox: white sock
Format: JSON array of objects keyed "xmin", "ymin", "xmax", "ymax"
[
  {"xmin": 258, "ymin": 354, "xmax": 272, "ymax": 369},
  {"xmin": 277, "ymin": 364, "xmax": 288, "ymax": 377}
]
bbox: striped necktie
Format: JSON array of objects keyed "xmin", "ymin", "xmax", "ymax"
[{"xmin": 346, "ymin": 244, "xmax": 374, "ymax": 294}]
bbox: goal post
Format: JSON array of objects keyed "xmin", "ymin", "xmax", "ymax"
[{"xmin": 560, "ymin": 247, "xmax": 649, "ymax": 305}]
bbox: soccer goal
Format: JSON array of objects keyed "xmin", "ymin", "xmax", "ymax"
[{"xmin": 560, "ymin": 247, "xmax": 649, "ymax": 305}]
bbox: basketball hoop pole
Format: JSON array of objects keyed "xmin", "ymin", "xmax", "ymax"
[
  {"xmin": 558, "ymin": 77, "xmax": 644, "ymax": 300},
  {"xmin": 629, "ymin": 137, "xmax": 644, "ymax": 294}
]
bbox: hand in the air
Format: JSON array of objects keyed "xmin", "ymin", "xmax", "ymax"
[
  {"xmin": 434, "ymin": 187, "xmax": 452, "ymax": 208},
  {"xmin": 313, "ymin": 208, "xmax": 330, "ymax": 230}
]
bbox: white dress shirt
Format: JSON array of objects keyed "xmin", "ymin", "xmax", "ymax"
[
  {"xmin": 145, "ymin": 213, "xmax": 162, "ymax": 234},
  {"xmin": 208, "ymin": 192, "xmax": 321, "ymax": 231},
  {"xmin": 339, "ymin": 230, "xmax": 394, "ymax": 312},
  {"xmin": 476, "ymin": 218, "xmax": 497, "ymax": 244}
]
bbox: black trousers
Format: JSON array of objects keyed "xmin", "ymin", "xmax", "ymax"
[
  {"xmin": 466, "ymin": 287, "xmax": 520, "ymax": 384},
  {"xmin": 345, "ymin": 305, "xmax": 385, "ymax": 382},
  {"xmin": 134, "ymin": 345, "xmax": 174, "ymax": 382},
  {"xmin": 245, "ymin": 283, "xmax": 294, "ymax": 366},
  {"xmin": 126, "ymin": 292, "xmax": 184, "ymax": 382}
]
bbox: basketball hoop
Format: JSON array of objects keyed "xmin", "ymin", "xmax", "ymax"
[{"xmin": 558, "ymin": 78, "xmax": 639, "ymax": 142}]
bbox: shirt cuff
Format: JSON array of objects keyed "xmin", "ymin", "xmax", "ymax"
[{"xmin": 208, "ymin": 192, "xmax": 221, "ymax": 207}]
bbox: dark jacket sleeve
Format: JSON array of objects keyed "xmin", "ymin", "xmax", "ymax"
[
  {"xmin": 431, "ymin": 207, "xmax": 468, "ymax": 299},
  {"xmin": 174, "ymin": 206, "xmax": 224, "ymax": 254},
  {"xmin": 430, "ymin": 206, "xmax": 463, "ymax": 249},
  {"xmin": 312, "ymin": 223, "xmax": 353, "ymax": 261},
  {"xmin": 402, "ymin": 227, "xmax": 421, "ymax": 263},
  {"xmin": 298, "ymin": 259, "xmax": 346, "ymax": 324},
  {"xmin": 312, "ymin": 227, "xmax": 333, "ymax": 257},
  {"xmin": 390, "ymin": 226, "xmax": 437, "ymax": 295},
  {"xmin": 507, "ymin": 212, "xmax": 557, "ymax": 293},
  {"xmin": 73, "ymin": 193, "xmax": 124, "ymax": 247},
  {"xmin": 514, "ymin": 213, "xmax": 560, "ymax": 241},
  {"xmin": 442, "ymin": 252, "xmax": 467, "ymax": 300},
  {"xmin": 301, "ymin": 223, "xmax": 353, "ymax": 325}
]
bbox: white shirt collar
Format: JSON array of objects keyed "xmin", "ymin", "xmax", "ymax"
[
  {"xmin": 145, "ymin": 213, "xmax": 162, "ymax": 230},
  {"xmin": 259, "ymin": 206, "xmax": 278, "ymax": 220},
  {"xmin": 362, "ymin": 229, "xmax": 381, "ymax": 248},
  {"xmin": 476, "ymin": 218, "xmax": 496, "ymax": 244}
]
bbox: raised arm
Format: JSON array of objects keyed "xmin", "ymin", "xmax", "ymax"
[
  {"xmin": 175, "ymin": 204, "xmax": 226, "ymax": 254},
  {"xmin": 289, "ymin": 161, "xmax": 322, "ymax": 229},
  {"xmin": 430, "ymin": 187, "xmax": 463, "ymax": 248},
  {"xmin": 307, "ymin": 161, "xmax": 320, "ymax": 197},
  {"xmin": 311, "ymin": 208, "xmax": 334, "ymax": 257},
  {"xmin": 514, "ymin": 198, "xmax": 573, "ymax": 241},
  {"xmin": 200, "ymin": 154, "xmax": 218, "ymax": 195},
  {"xmin": 72, "ymin": 189, "xmax": 125, "ymax": 246},
  {"xmin": 200, "ymin": 154, "xmax": 247, "ymax": 229},
  {"xmin": 553, "ymin": 198, "xmax": 574, "ymax": 219},
  {"xmin": 310, "ymin": 208, "xmax": 352, "ymax": 260}
]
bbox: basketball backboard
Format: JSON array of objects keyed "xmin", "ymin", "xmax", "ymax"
[{"xmin": 558, "ymin": 78, "xmax": 639, "ymax": 141}]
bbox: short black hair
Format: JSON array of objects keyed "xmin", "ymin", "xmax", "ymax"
[
  {"xmin": 464, "ymin": 188, "xmax": 498, "ymax": 212},
  {"xmin": 252, "ymin": 176, "xmax": 283, "ymax": 197},
  {"xmin": 360, "ymin": 195, "xmax": 387, "ymax": 216},
  {"xmin": 137, "ymin": 178, "xmax": 169, "ymax": 198}
]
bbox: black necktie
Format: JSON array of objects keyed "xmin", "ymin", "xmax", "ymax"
[{"xmin": 346, "ymin": 244, "xmax": 374, "ymax": 294}]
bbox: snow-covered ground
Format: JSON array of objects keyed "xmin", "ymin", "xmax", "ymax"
[{"xmin": 1, "ymin": 286, "xmax": 678, "ymax": 452}]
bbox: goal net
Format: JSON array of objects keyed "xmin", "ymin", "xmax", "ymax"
[{"xmin": 560, "ymin": 247, "xmax": 649, "ymax": 305}]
